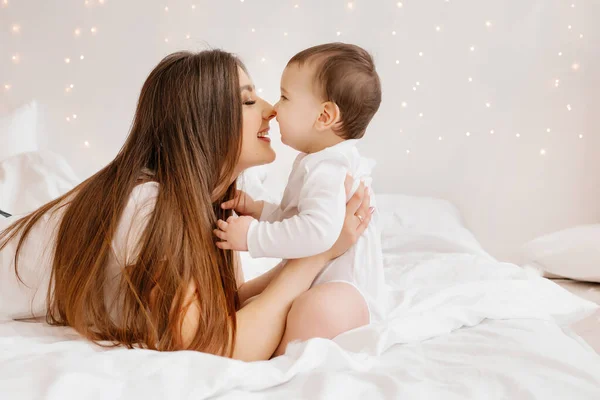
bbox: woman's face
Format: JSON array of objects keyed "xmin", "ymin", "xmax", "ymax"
[{"xmin": 236, "ymin": 67, "xmax": 276, "ymax": 173}]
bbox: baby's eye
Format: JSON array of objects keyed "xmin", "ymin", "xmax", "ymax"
[{"xmin": 280, "ymin": 95, "xmax": 287, "ymax": 101}]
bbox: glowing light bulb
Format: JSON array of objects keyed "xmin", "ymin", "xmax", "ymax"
[
  {"xmin": 74, "ymin": 28, "xmax": 81, "ymax": 36},
  {"xmin": 11, "ymin": 54, "xmax": 19, "ymax": 63},
  {"xmin": 337, "ymin": 31, "xmax": 341, "ymax": 36},
  {"xmin": 73, "ymin": 114, "xmax": 77, "ymax": 119},
  {"xmin": 284, "ymin": 32, "xmax": 288, "ymax": 36},
  {"xmin": 466, "ymin": 132, "xmax": 471, "ymax": 137},
  {"xmin": 99, "ymin": 0, "xmax": 105, "ymax": 4},
  {"xmin": 406, "ymin": 149, "xmax": 410, "ymax": 154},
  {"xmin": 4, "ymin": 84, "xmax": 11, "ymax": 91},
  {"xmin": 438, "ymin": 136, "xmax": 443, "ymax": 141},
  {"xmin": 251, "ymin": 28, "xmax": 255, "ymax": 32},
  {"xmin": 66, "ymin": 117, "xmax": 71, "ymax": 122},
  {"xmin": 65, "ymin": 57, "xmax": 71, "ymax": 63},
  {"xmin": 468, "ymin": 77, "xmax": 473, "ymax": 82},
  {"xmin": 397, "ymin": 2, "xmax": 403, "ymax": 7},
  {"xmin": 2, "ymin": 0, "xmax": 8, "ymax": 7},
  {"xmin": 418, "ymin": 112, "xmax": 423, "ymax": 117},
  {"xmin": 294, "ymin": 4, "xmax": 299, "ymax": 8},
  {"xmin": 485, "ymin": 21, "xmax": 492, "ymax": 27},
  {"xmin": 540, "ymin": 149, "xmax": 546, "ymax": 156},
  {"xmin": 186, "ymin": 34, "xmax": 190, "ymax": 39},
  {"xmin": 435, "ymin": 26, "xmax": 441, "ymax": 32},
  {"xmin": 164, "ymin": 6, "xmax": 169, "ymax": 11},
  {"xmin": 392, "ymin": 31, "xmax": 396, "ymax": 35},
  {"xmin": 490, "ymin": 129, "xmax": 495, "ymax": 134},
  {"xmin": 84, "ymin": 141, "xmax": 90, "ymax": 147},
  {"xmin": 516, "ymin": 133, "xmax": 521, "ymax": 138},
  {"xmin": 258, "ymin": 88, "xmax": 263, "ymax": 93},
  {"xmin": 396, "ymin": 60, "xmax": 400, "ymax": 64},
  {"xmin": 347, "ymin": 2, "xmax": 353, "ymax": 10},
  {"xmin": 571, "ymin": 62, "xmax": 580, "ymax": 71},
  {"xmin": 579, "ymin": 34, "xmax": 584, "ymax": 39},
  {"xmin": 418, "ymin": 51, "xmax": 423, "ymax": 56},
  {"xmin": 401, "ymin": 101, "xmax": 408, "ymax": 108},
  {"xmin": 261, "ymin": 57, "xmax": 266, "ymax": 62},
  {"xmin": 90, "ymin": 27, "xmax": 97, "ymax": 34},
  {"xmin": 485, "ymin": 102, "xmax": 491, "ymax": 108},
  {"xmin": 554, "ymin": 79, "xmax": 560, "ymax": 87},
  {"xmin": 558, "ymin": 51, "xmax": 563, "ymax": 56},
  {"xmin": 11, "ymin": 24, "xmax": 20, "ymax": 33},
  {"xmin": 566, "ymin": 104, "xmax": 572, "ymax": 111},
  {"xmin": 568, "ymin": 25, "xmax": 572, "ymax": 30},
  {"xmin": 164, "ymin": 38, "xmax": 169, "ymax": 43},
  {"xmin": 579, "ymin": 134, "xmax": 583, "ymax": 139},
  {"xmin": 469, "ymin": 45, "xmax": 475, "ymax": 52},
  {"xmin": 546, "ymin": 128, "xmax": 551, "ymax": 133},
  {"xmin": 191, "ymin": 4, "xmax": 196, "ymax": 9},
  {"xmin": 80, "ymin": 55, "xmax": 85, "ymax": 60}
]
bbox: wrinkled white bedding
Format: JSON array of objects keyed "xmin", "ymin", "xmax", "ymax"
[{"xmin": 1, "ymin": 152, "xmax": 599, "ymax": 399}]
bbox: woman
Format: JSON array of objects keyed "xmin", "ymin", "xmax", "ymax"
[{"xmin": 0, "ymin": 50, "xmax": 373, "ymax": 361}]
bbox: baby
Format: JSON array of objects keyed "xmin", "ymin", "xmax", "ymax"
[{"xmin": 217, "ymin": 43, "xmax": 387, "ymax": 323}]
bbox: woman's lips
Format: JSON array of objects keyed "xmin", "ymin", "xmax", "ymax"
[{"xmin": 257, "ymin": 128, "xmax": 270, "ymax": 143}]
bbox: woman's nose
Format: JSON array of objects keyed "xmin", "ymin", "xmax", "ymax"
[{"xmin": 263, "ymin": 101, "xmax": 276, "ymax": 121}]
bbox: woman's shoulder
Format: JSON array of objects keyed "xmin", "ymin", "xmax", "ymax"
[
  {"xmin": 111, "ymin": 181, "xmax": 159, "ymax": 265},
  {"xmin": 130, "ymin": 181, "xmax": 159, "ymax": 207}
]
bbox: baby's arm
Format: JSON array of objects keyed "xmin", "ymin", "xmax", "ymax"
[
  {"xmin": 246, "ymin": 159, "xmax": 347, "ymax": 259},
  {"xmin": 259, "ymin": 201, "xmax": 285, "ymax": 223},
  {"xmin": 221, "ymin": 190, "xmax": 285, "ymax": 223}
]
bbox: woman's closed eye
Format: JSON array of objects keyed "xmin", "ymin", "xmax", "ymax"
[{"xmin": 244, "ymin": 99, "xmax": 256, "ymax": 106}]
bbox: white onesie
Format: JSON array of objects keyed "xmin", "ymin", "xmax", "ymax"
[{"xmin": 246, "ymin": 140, "xmax": 387, "ymax": 321}]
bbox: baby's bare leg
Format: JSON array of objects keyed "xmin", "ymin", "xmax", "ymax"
[{"xmin": 273, "ymin": 282, "xmax": 369, "ymax": 357}]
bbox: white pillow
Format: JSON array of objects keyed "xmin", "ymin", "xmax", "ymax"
[
  {"xmin": 377, "ymin": 194, "xmax": 492, "ymax": 258},
  {"xmin": 522, "ymin": 225, "xmax": 600, "ymax": 283},
  {"xmin": 0, "ymin": 101, "xmax": 40, "ymax": 161},
  {"xmin": 0, "ymin": 151, "xmax": 80, "ymax": 215}
]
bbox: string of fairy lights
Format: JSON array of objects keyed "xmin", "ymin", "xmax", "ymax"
[{"xmin": 2, "ymin": 0, "xmax": 587, "ymax": 157}]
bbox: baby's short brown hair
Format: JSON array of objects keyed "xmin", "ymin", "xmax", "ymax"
[{"xmin": 288, "ymin": 42, "xmax": 381, "ymax": 140}]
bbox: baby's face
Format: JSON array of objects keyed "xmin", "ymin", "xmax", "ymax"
[{"xmin": 274, "ymin": 63, "xmax": 323, "ymax": 153}]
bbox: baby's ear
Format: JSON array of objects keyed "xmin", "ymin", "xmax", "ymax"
[{"xmin": 315, "ymin": 101, "xmax": 341, "ymax": 131}]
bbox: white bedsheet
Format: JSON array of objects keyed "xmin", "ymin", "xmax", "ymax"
[
  {"xmin": 1, "ymin": 260, "xmax": 599, "ymax": 399},
  {"xmin": 1, "ymin": 152, "xmax": 600, "ymax": 399}
]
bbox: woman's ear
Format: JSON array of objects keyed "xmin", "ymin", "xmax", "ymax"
[{"xmin": 315, "ymin": 101, "xmax": 341, "ymax": 132}]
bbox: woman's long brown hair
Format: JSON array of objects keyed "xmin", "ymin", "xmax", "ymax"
[{"xmin": 0, "ymin": 50, "xmax": 244, "ymax": 356}]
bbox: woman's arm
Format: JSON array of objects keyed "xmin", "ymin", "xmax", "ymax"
[
  {"xmin": 237, "ymin": 260, "xmax": 285, "ymax": 306},
  {"xmin": 231, "ymin": 252, "xmax": 331, "ymax": 361},
  {"xmin": 232, "ymin": 182, "xmax": 372, "ymax": 361},
  {"xmin": 179, "ymin": 181, "xmax": 372, "ymax": 361}
]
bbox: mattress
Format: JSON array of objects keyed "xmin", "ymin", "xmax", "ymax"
[{"xmin": 1, "ymin": 152, "xmax": 599, "ymax": 399}]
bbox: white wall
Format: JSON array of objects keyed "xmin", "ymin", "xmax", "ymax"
[{"xmin": 1, "ymin": 0, "xmax": 599, "ymax": 262}]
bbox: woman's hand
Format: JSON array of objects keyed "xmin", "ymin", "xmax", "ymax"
[{"xmin": 326, "ymin": 177, "xmax": 374, "ymax": 260}]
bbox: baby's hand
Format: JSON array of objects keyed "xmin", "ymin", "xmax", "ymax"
[
  {"xmin": 213, "ymin": 215, "xmax": 254, "ymax": 251},
  {"xmin": 221, "ymin": 190, "xmax": 264, "ymax": 220}
]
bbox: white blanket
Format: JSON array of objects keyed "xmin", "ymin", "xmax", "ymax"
[{"xmin": 1, "ymin": 152, "xmax": 599, "ymax": 399}]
